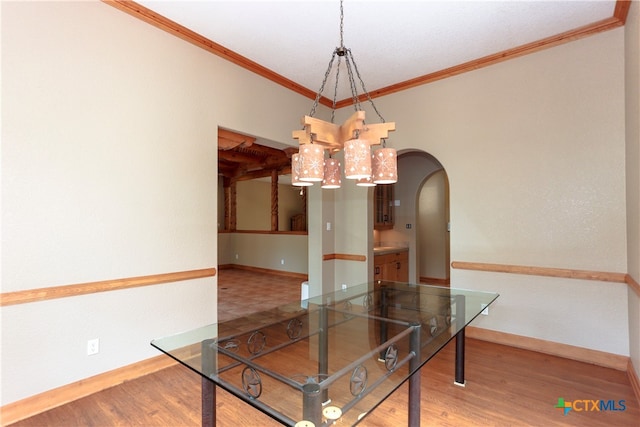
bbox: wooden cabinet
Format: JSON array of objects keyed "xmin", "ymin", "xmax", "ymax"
[
  {"xmin": 374, "ymin": 249, "xmax": 408, "ymax": 282},
  {"xmin": 374, "ymin": 184, "xmax": 394, "ymax": 230},
  {"xmin": 290, "ymin": 213, "xmax": 306, "ymax": 231}
]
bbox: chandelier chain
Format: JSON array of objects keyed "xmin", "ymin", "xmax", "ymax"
[
  {"xmin": 344, "ymin": 50, "xmax": 362, "ymax": 111},
  {"xmin": 308, "ymin": 0, "xmax": 386, "ymax": 125},
  {"xmin": 348, "ymin": 49, "xmax": 386, "ymax": 123},
  {"xmin": 308, "ymin": 50, "xmax": 337, "ymax": 118},
  {"xmin": 339, "ymin": 0, "xmax": 344, "ymax": 49},
  {"xmin": 331, "ymin": 54, "xmax": 342, "ymax": 123}
]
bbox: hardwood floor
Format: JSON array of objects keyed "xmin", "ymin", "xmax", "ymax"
[{"xmin": 8, "ymin": 269, "xmax": 640, "ymax": 426}]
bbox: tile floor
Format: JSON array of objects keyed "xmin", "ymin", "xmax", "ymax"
[{"xmin": 217, "ymin": 268, "xmax": 304, "ymax": 322}]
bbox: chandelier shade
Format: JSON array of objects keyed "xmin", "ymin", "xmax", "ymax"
[
  {"xmin": 372, "ymin": 147, "xmax": 398, "ymax": 184},
  {"xmin": 291, "ymin": 153, "xmax": 313, "ymax": 187},
  {"xmin": 322, "ymin": 158, "xmax": 342, "ymax": 189},
  {"xmin": 344, "ymin": 139, "xmax": 372, "ymax": 180},
  {"xmin": 356, "ymin": 174, "xmax": 376, "ymax": 187},
  {"xmin": 299, "ymin": 144, "xmax": 324, "ymax": 182}
]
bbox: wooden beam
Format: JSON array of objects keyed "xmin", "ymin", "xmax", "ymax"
[
  {"xmin": 218, "ymin": 162, "xmax": 239, "ymax": 177},
  {"xmin": 302, "ymin": 116, "xmax": 342, "ymax": 148},
  {"xmin": 360, "ymin": 122, "xmax": 396, "ymax": 145},
  {"xmin": 292, "ymin": 128, "xmax": 312, "ymax": 145},
  {"xmin": 217, "ymin": 149, "xmax": 263, "ymax": 165},
  {"xmin": 233, "ymin": 166, "xmax": 291, "ymax": 182},
  {"xmin": 296, "ymin": 111, "xmax": 389, "ymax": 150},
  {"xmin": 338, "ymin": 111, "xmax": 366, "ymax": 142},
  {"xmin": 218, "ymin": 128, "xmax": 256, "ymax": 150}
]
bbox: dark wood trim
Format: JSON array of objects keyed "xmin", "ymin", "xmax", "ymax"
[
  {"xmin": 627, "ymin": 274, "xmax": 640, "ymax": 297},
  {"xmin": 466, "ymin": 326, "xmax": 628, "ymax": 371},
  {"xmin": 451, "ymin": 261, "xmax": 627, "ymax": 283},
  {"xmin": 0, "ymin": 354, "xmax": 177, "ymax": 426},
  {"xmin": 270, "ymin": 170, "xmax": 278, "ymax": 231},
  {"xmin": 102, "ymin": 1, "xmax": 631, "ymax": 108},
  {"xmin": 222, "ymin": 264, "xmax": 308, "ymax": 281},
  {"xmin": 419, "ymin": 276, "xmax": 450, "ymax": 286},
  {"xmin": 614, "ymin": 0, "xmax": 632, "ymax": 25},
  {"xmin": 335, "ymin": 14, "xmax": 627, "ymax": 108},
  {"xmin": 0, "ymin": 268, "xmax": 216, "ymax": 307},
  {"xmin": 322, "ymin": 253, "xmax": 367, "ymax": 262},
  {"xmin": 629, "ymin": 359, "xmax": 640, "ymax": 408},
  {"xmin": 221, "ymin": 230, "xmax": 307, "ymax": 235},
  {"xmin": 102, "ymin": 0, "xmax": 327, "ymax": 105}
]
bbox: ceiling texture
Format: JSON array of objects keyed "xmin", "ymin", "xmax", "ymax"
[
  {"xmin": 107, "ymin": 1, "xmax": 630, "ymax": 180},
  {"xmin": 121, "ymin": 1, "xmax": 628, "ymax": 105}
]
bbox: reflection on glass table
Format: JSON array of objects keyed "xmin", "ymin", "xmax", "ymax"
[{"xmin": 151, "ymin": 281, "xmax": 499, "ymax": 427}]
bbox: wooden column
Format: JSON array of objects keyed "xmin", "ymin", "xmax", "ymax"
[
  {"xmin": 223, "ymin": 177, "xmax": 238, "ymax": 231},
  {"xmin": 228, "ymin": 179, "xmax": 237, "ymax": 231},
  {"xmin": 271, "ymin": 170, "xmax": 278, "ymax": 231},
  {"xmin": 223, "ymin": 177, "xmax": 231, "ymax": 231}
]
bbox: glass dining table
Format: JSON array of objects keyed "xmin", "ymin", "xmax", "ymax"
[{"xmin": 151, "ymin": 281, "xmax": 499, "ymax": 427}]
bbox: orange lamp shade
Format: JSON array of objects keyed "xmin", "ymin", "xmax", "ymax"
[
  {"xmin": 372, "ymin": 147, "xmax": 397, "ymax": 184},
  {"xmin": 291, "ymin": 153, "xmax": 313, "ymax": 187},
  {"xmin": 344, "ymin": 139, "xmax": 371, "ymax": 179},
  {"xmin": 299, "ymin": 144, "xmax": 324, "ymax": 182},
  {"xmin": 322, "ymin": 158, "xmax": 341, "ymax": 189}
]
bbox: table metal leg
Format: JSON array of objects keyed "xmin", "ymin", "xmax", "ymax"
[
  {"xmin": 202, "ymin": 377, "xmax": 216, "ymax": 427},
  {"xmin": 408, "ymin": 322, "xmax": 421, "ymax": 427},
  {"xmin": 318, "ymin": 304, "xmax": 329, "ymax": 404},
  {"xmin": 202, "ymin": 339, "xmax": 217, "ymax": 427},
  {"xmin": 454, "ymin": 295, "xmax": 466, "ymax": 387},
  {"xmin": 302, "ymin": 383, "xmax": 322, "ymax": 426},
  {"xmin": 455, "ymin": 328, "xmax": 466, "ymax": 386},
  {"xmin": 379, "ymin": 287, "xmax": 389, "ymax": 360}
]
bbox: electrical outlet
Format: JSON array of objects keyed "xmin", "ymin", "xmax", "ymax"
[
  {"xmin": 280, "ymin": 259, "xmax": 285, "ymax": 265},
  {"xmin": 235, "ymin": 254, "xmax": 239, "ymax": 259},
  {"xmin": 481, "ymin": 304, "xmax": 489, "ymax": 316},
  {"xmin": 87, "ymin": 338, "xmax": 100, "ymax": 355},
  {"xmin": 341, "ymin": 284, "xmax": 347, "ymax": 291}
]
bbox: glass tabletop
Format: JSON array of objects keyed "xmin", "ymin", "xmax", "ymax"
[{"xmin": 151, "ymin": 281, "xmax": 499, "ymax": 426}]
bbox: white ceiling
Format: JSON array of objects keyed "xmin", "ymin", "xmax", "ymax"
[{"xmin": 137, "ymin": 0, "xmax": 617, "ymax": 103}]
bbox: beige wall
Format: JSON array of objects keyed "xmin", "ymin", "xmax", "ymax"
[
  {"xmin": 625, "ymin": 1, "xmax": 640, "ymax": 379},
  {"xmin": 362, "ymin": 28, "xmax": 628, "ymax": 355},
  {"xmin": 236, "ymin": 179, "xmax": 304, "ymax": 231},
  {"xmin": 219, "ymin": 232, "xmax": 308, "ymax": 275},
  {"xmin": 1, "ymin": 1, "xmax": 310, "ymax": 405}
]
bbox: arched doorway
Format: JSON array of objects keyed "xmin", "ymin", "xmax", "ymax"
[
  {"xmin": 394, "ymin": 150, "xmax": 450, "ymax": 285},
  {"xmin": 417, "ymin": 169, "xmax": 450, "ymax": 285}
]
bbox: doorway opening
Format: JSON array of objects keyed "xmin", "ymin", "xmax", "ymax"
[
  {"xmin": 417, "ymin": 168, "xmax": 450, "ymax": 286},
  {"xmin": 394, "ymin": 150, "xmax": 450, "ymax": 286}
]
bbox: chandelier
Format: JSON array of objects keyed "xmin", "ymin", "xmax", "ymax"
[{"xmin": 291, "ymin": 0, "xmax": 397, "ymax": 189}]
